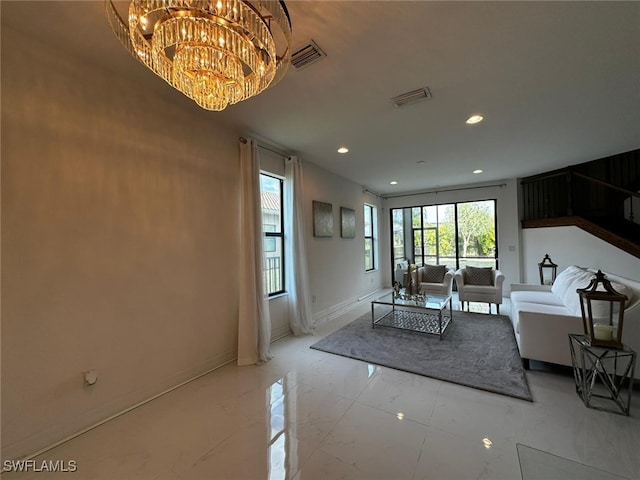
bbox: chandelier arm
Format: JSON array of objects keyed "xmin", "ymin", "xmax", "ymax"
[{"xmin": 105, "ymin": 1, "xmax": 135, "ymax": 60}]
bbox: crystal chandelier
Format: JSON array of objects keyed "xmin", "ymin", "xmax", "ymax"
[{"xmin": 106, "ymin": 0, "xmax": 292, "ymax": 111}]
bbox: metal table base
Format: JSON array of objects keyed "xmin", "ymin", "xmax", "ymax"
[{"xmin": 569, "ymin": 334, "xmax": 636, "ymax": 416}]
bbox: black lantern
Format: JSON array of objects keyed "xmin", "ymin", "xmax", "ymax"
[
  {"xmin": 538, "ymin": 254, "xmax": 558, "ymax": 285},
  {"xmin": 577, "ymin": 270, "xmax": 627, "ymax": 349}
]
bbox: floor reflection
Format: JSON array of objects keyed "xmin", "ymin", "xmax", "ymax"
[{"xmin": 267, "ymin": 375, "xmax": 297, "ymax": 480}]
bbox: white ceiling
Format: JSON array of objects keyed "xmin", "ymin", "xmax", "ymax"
[{"xmin": 3, "ymin": 1, "xmax": 639, "ymax": 195}]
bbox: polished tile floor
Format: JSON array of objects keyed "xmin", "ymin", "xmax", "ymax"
[{"xmin": 6, "ymin": 298, "xmax": 640, "ymax": 480}]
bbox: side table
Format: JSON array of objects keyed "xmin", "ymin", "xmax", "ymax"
[{"xmin": 568, "ymin": 334, "xmax": 636, "ymax": 415}]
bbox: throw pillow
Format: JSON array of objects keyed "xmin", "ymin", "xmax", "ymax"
[
  {"xmin": 563, "ymin": 269, "xmax": 595, "ymax": 316},
  {"xmin": 551, "ymin": 265, "xmax": 586, "ymax": 298},
  {"xmin": 422, "ymin": 265, "xmax": 447, "ymax": 283},
  {"xmin": 464, "ymin": 266, "xmax": 493, "ymax": 286}
]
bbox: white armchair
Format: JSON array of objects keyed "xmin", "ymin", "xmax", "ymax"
[
  {"xmin": 455, "ymin": 266, "xmax": 505, "ymax": 314},
  {"xmin": 415, "ymin": 265, "xmax": 455, "ymax": 297}
]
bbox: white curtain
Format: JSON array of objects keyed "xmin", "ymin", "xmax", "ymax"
[
  {"xmin": 238, "ymin": 138, "xmax": 272, "ymax": 365},
  {"xmin": 285, "ymin": 156, "xmax": 315, "ymax": 335}
]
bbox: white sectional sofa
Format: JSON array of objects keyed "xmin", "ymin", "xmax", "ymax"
[{"xmin": 510, "ymin": 266, "xmax": 640, "ymax": 377}]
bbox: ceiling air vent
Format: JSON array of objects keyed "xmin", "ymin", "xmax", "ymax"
[
  {"xmin": 391, "ymin": 87, "xmax": 432, "ymax": 108},
  {"xmin": 291, "ymin": 40, "xmax": 326, "ymax": 70}
]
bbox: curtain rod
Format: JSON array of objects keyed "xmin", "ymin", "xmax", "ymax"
[
  {"xmin": 363, "ymin": 188, "xmax": 383, "ymax": 199},
  {"xmin": 239, "ymin": 137, "xmax": 289, "ymax": 157},
  {"xmin": 382, "ymin": 182, "xmax": 507, "ymax": 199}
]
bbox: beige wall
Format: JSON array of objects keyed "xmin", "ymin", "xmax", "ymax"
[
  {"xmin": 1, "ymin": 27, "xmax": 241, "ymax": 459},
  {"xmin": 0, "ymin": 25, "xmax": 387, "ymax": 459}
]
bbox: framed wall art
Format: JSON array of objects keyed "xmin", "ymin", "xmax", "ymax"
[
  {"xmin": 340, "ymin": 207, "xmax": 356, "ymax": 238},
  {"xmin": 312, "ymin": 200, "xmax": 333, "ymax": 237}
]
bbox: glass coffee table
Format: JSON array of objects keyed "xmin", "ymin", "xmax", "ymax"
[{"xmin": 371, "ymin": 291, "xmax": 453, "ymax": 340}]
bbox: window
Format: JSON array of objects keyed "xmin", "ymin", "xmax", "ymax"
[
  {"xmin": 260, "ymin": 173, "xmax": 284, "ymax": 295},
  {"xmin": 364, "ymin": 204, "xmax": 377, "ymax": 271},
  {"xmin": 392, "ymin": 208, "xmax": 405, "ymax": 262},
  {"xmin": 390, "ymin": 200, "xmax": 497, "ymax": 276}
]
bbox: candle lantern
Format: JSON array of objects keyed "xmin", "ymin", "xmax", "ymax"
[
  {"xmin": 577, "ymin": 270, "xmax": 627, "ymax": 349},
  {"xmin": 406, "ymin": 264, "xmax": 416, "ymax": 296},
  {"xmin": 538, "ymin": 254, "xmax": 558, "ymax": 285}
]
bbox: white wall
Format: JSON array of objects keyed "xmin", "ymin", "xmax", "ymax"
[
  {"xmin": 1, "ymin": 27, "xmax": 241, "ymax": 460},
  {"xmin": 382, "ymin": 179, "xmax": 521, "ymax": 293},
  {"xmin": 522, "ymin": 226, "xmax": 640, "ymax": 283},
  {"xmin": 300, "ymin": 162, "xmax": 384, "ymax": 322}
]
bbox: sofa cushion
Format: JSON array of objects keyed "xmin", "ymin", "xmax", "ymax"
[
  {"xmin": 586, "ymin": 270, "xmax": 636, "ymax": 305},
  {"xmin": 551, "ymin": 265, "xmax": 586, "ymax": 299},
  {"xmin": 461, "ymin": 284, "xmax": 498, "ymax": 294},
  {"xmin": 511, "ymin": 301, "xmax": 574, "ymax": 334},
  {"xmin": 464, "ymin": 266, "xmax": 493, "ymax": 286},
  {"xmin": 422, "ymin": 265, "xmax": 447, "ymax": 283},
  {"xmin": 511, "ymin": 290, "xmax": 565, "ymax": 307},
  {"xmin": 613, "ymin": 281, "xmax": 634, "ymax": 303},
  {"xmin": 563, "ymin": 270, "xmax": 597, "ymax": 316}
]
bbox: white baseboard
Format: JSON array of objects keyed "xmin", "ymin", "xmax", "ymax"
[
  {"xmin": 5, "ymin": 292, "xmax": 381, "ymax": 465},
  {"xmin": 313, "ymin": 288, "xmax": 383, "ymax": 327},
  {"xmin": 2, "ymin": 350, "xmax": 236, "ymax": 464},
  {"xmin": 271, "ymin": 325, "xmax": 292, "ymax": 342}
]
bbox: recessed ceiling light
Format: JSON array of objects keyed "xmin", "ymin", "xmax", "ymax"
[
  {"xmin": 473, "ymin": 169, "xmax": 483, "ymax": 174},
  {"xmin": 466, "ymin": 114, "xmax": 484, "ymax": 124},
  {"xmin": 390, "ymin": 181, "xmax": 398, "ymax": 185},
  {"xmin": 337, "ymin": 146, "xmax": 349, "ymax": 154},
  {"xmin": 416, "ymin": 160, "xmax": 425, "ymax": 164}
]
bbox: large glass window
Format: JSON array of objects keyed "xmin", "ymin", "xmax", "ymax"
[
  {"xmin": 260, "ymin": 173, "xmax": 284, "ymax": 295},
  {"xmin": 456, "ymin": 200, "xmax": 496, "ymax": 269},
  {"xmin": 364, "ymin": 204, "xmax": 377, "ymax": 271},
  {"xmin": 390, "ymin": 200, "xmax": 497, "ymax": 279},
  {"xmin": 411, "ymin": 204, "xmax": 457, "ymax": 267}
]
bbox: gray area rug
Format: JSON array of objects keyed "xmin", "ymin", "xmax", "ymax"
[{"xmin": 310, "ymin": 309, "xmax": 533, "ymax": 401}]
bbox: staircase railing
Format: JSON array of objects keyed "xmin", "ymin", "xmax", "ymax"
[
  {"xmin": 522, "ymin": 169, "xmax": 638, "ymax": 223},
  {"xmin": 521, "ymin": 168, "xmax": 640, "ymax": 257},
  {"xmin": 521, "ymin": 170, "xmax": 572, "ymax": 220}
]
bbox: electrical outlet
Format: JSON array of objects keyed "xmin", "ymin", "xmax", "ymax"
[{"xmin": 83, "ymin": 369, "xmax": 98, "ymax": 387}]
